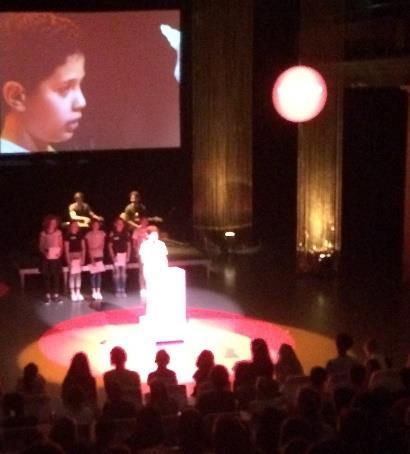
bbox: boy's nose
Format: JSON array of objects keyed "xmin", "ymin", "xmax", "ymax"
[{"xmin": 73, "ymin": 88, "xmax": 86, "ymax": 110}]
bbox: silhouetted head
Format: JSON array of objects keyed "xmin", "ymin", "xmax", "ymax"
[
  {"xmin": 335, "ymin": 333, "xmax": 354, "ymax": 356},
  {"xmin": 155, "ymin": 349, "xmax": 170, "ymax": 367},
  {"xmin": 110, "ymin": 346, "xmax": 127, "ymax": 368},
  {"xmin": 210, "ymin": 364, "xmax": 230, "ymax": 390},
  {"xmin": 196, "ymin": 350, "xmax": 214, "ymax": 371}
]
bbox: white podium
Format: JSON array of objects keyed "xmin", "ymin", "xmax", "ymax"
[{"xmin": 140, "ymin": 266, "xmax": 186, "ymax": 343}]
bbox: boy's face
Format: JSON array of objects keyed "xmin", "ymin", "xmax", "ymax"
[{"xmin": 22, "ymin": 53, "xmax": 86, "ymax": 146}]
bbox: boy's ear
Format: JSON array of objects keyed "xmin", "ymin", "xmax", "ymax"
[{"xmin": 2, "ymin": 81, "xmax": 27, "ymax": 112}]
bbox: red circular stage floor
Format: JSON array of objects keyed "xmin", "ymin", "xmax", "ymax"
[{"xmin": 18, "ymin": 306, "xmax": 335, "ymax": 392}]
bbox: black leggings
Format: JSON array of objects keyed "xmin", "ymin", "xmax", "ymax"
[{"xmin": 42, "ymin": 259, "xmax": 62, "ymax": 295}]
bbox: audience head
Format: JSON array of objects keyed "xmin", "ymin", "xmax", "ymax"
[
  {"xmin": 133, "ymin": 406, "xmax": 164, "ymax": 449},
  {"xmin": 296, "ymin": 387, "xmax": 321, "ymax": 420},
  {"xmin": 213, "ymin": 413, "xmax": 253, "ymax": 454},
  {"xmin": 49, "ymin": 416, "xmax": 77, "ymax": 451},
  {"xmin": 210, "ymin": 364, "xmax": 230, "ymax": 390},
  {"xmin": 233, "ymin": 360, "xmax": 254, "ymax": 387},
  {"xmin": 335, "ymin": 333, "xmax": 354, "ymax": 356},
  {"xmin": 255, "ymin": 376, "xmax": 280, "ymax": 399},
  {"xmin": 177, "ymin": 408, "xmax": 205, "ymax": 452},
  {"xmin": 251, "ymin": 338, "xmax": 271, "ymax": 362},
  {"xmin": 110, "ymin": 346, "xmax": 127, "ymax": 368},
  {"xmin": 277, "ymin": 344, "xmax": 299, "ymax": 364},
  {"xmin": 22, "ymin": 362, "xmax": 40, "ymax": 391},
  {"xmin": 309, "ymin": 366, "xmax": 328, "ymax": 390},
  {"xmin": 196, "ymin": 349, "xmax": 215, "ymax": 371},
  {"xmin": 363, "ymin": 338, "xmax": 382, "ymax": 357},
  {"xmin": 67, "ymin": 351, "xmax": 92, "ymax": 377},
  {"xmin": 94, "ymin": 417, "xmax": 117, "ymax": 447},
  {"xmin": 251, "ymin": 406, "xmax": 286, "ymax": 454},
  {"xmin": 155, "ymin": 349, "xmax": 170, "ymax": 368}
]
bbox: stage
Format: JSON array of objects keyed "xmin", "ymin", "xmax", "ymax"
[{"xmin": 0, "ymin": 248, "xmax": 408, "ymax": 398}]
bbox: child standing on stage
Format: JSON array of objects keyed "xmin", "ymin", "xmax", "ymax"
[
  {"xmin": 85, "ymin": 219, "xmax": 106, "ymax": 300},
  {"xmin": 39, "ymin": 215, "xmax": 63, "ymax": 304},
  {"xmin": 64, "ymin": 220, "xmax": 86, "ymax": 301},
  {"xmin": 108, "ymin": 218, "xmax": 131, "ymax": 297}
]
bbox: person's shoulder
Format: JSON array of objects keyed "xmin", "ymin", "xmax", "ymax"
[
  {"xmin": 0, "ymin": 138, "xmax": 29, "ymax": 154},
  {"xmin": 103, "ymin": 369, "xmax": 115, "ymax": 380}
]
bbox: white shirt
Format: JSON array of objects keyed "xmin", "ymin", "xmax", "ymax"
[
  {"xmin": 0, "ymin": 138, "xmax": 55, "ymax": 154},
  {"xmin": 0, "ymin": 138, "xmax": 29, "ymax": 154}
]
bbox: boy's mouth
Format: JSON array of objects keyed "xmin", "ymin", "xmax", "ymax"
[{"xmin": 66, "ymin": 119, "xmax": 80, "ymax": 132}]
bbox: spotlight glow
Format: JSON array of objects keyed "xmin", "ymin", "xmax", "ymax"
[{"xmin": 272, "ymin": 65, "xmax": 327, "ymax": 122}]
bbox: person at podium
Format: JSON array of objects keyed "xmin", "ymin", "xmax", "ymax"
[{"xmin": 139, "ymin": 226, "xmax": 168, "ymax": 282}]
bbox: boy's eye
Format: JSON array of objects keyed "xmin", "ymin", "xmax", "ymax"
[{"xmin": 57, "ymin": 86, "xmax": 71, "ymax": 96}]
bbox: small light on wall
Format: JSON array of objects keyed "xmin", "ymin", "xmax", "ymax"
[{"xmin": 224, "ymin": 231, "xmax": 236, "ymax": 238}]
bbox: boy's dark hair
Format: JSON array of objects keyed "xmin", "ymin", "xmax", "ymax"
[
  {"xmin": 0, "ymin": 13, "xmax": 84, "ymax": 95},
  {"xmin": 335, "ymin": 333, "xmax": 354, "ymax": 354}
]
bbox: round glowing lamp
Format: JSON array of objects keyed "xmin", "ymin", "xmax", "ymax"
[{"xmin": 272, "ymin": 65, "xmax": 327, "ymax": 122}]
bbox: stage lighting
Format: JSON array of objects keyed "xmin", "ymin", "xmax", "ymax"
[{"xmin": 272, "ymin": 65, "xmax": 327, "ymax": 122}]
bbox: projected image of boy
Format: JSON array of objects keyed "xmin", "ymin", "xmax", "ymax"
[{"xmin": 0, "ymin": 13, "xmax": 86, "ymax": 153}]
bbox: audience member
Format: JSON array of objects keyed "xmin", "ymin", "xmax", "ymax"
[
  {"xmin": 192, "ymin": 349, "xmax": 215, "ymax": 397},
  {"xmin": 196, "ymin": 365, "xmax": 236, "ymax": 415},
  {"xmin": 146, "ymin": 380, "xmax": 178, "ymax": 416},
  {"xmin": 62, "ymin": 384, "xmax": 94, "ymax": 426},
  {"xmin": 251, "ymin": 405, "xmax": 287, "ymax": 454},
  {"xmin": 2, "ymin": 335, "xmax": 409, "ymax": 453},
  {"xmin": 1, "ymin": 392, "xmax": 38, "ymax": 427},
  {"xmin": 363, "ymin": 338, "xmax": 391, "ymax": 371},
  {"xmin": 127, "ymin": 406, "xmax": 169, "ymax": 453},
  {"xmin": 17, "ymin": 362, "xmax": 46, "ymax": 395},
  {"xmin": 296, "ymin": 387, "xmax": 334, "ymax": 442},
  {"xmin": 176, "ymin": 408, "xmax": 206, "ymax": 454},
  {"xmin": 147, "ymin": 349, "xmax": 178, "ymax": 387},
  {"xmin": 48, "ymin": 416, "xmax": 77, "ymax": 453},
  {"xmin": 102, "ymin": 381, "xmax": 137, "ymax": 420},
  {"xmin": 233, "ymin": 360, "xmax": 257, "ymax": 409},
  {"xmin": 62, "ymin": 352, "xmax": 97, "ymax": 410},
  {"xmin": 103, "ymin": 346, "xmax": 142, "ymax": 408},
  {"xmin": 212, "ymin": 413, "xmax": 255, "ymax": 454},
  {"xmin": 275, "ymin": 344, "xmax": 304, "ymax": 384},
  {"xmin": 249, "ymin": 338, "xmax": 274, "ymax": 380},
  {"xmin": 326, "ymin": 333, "xmax": 359, "ymax": 389}
]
